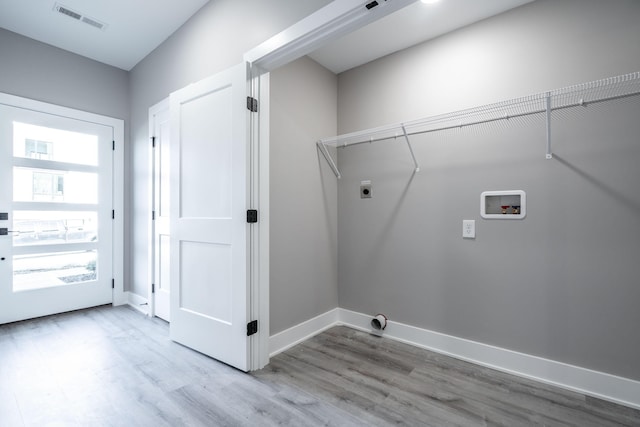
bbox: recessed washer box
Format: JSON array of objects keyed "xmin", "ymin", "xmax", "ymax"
[{"xmin": 481, "ymin": 190, "xmax": 526, "ymax": 219}]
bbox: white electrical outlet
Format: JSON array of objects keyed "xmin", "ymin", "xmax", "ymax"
[{"xmin": 463, "ymin": 220, "xmax": 475, "ymax": 239}]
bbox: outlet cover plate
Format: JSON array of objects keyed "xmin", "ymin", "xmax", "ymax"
[{"xmin": 463, "ymin": 220, "xmax": 475, "ymax": 239}]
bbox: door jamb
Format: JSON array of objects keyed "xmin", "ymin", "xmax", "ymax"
[
  {"xmin": 248, "ymin": 69, "xmax": 270, "ymax": 370},
  {"xmin": 243, "ymin": 0, "xmax": 412, "ymax": 370}
]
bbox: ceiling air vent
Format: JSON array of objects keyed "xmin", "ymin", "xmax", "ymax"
[
  {"xmin": 81, "ymin": 16, "xmax": 105, "ymax": 30},
  {"xmin": 54, "ymin": 3, "xmax": 108, "ymax": 31},
  {"xmin": 56, "ymin": 5, "xmax": 81, "ymax": 20}
]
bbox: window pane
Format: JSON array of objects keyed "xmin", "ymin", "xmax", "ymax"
[
  {"xmin": 13, "ymin": 167, "xmax": 97, "ymax": 204},
  {"xmin": 13, "ymin": 122, "xmax": 98, "ymax": 166},
  {"xmin": 13, "ymin": 250, "xmax": 98, "ymax": 292},
  {"xmin": 13, "ymin": 211, "xmax": 97, "ymax": 246}
]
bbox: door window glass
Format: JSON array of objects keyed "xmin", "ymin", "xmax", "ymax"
[
  {"xmin": 13, "ymin": 250, "xmax": 97, "ymax": 292},
  {"xmin": 13, "ymin": 122, "xmax": 98, "ymax": 166},
  {"xmin": 13, "ymin": 167, "xmax": 97, "ymax": 204},
  {"xmin": 13, "ymin": 211, "xmax": 97, "ymax": 246}
]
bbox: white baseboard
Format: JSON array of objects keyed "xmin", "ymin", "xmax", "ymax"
[
  {"xmin": 337, "ymin": 308, "xmax": 640, "ymax": 410},
  {"xmin": 269, "ymin": 308, "xmax": 339, "ymax": 357},
  {"xmin": 124, "ymin": 292, "xmax": 149, "ymax": 315},
  {"xmin": 268, "ymin": 306, "xmax": 640, "ymax": 410}
]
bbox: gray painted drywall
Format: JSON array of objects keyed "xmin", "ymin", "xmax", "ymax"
[
  {"xmin": 269, "ymin": 56, "xmax": 338, "ymax": 334},
  {"xmin": 335, "ymin": 0, "xmax": 640, "ymax": 380},
  {"xmin": 127, "ymin": 0, "xmax": 332, "ymax": 328},
  {"xmin": 0, "ymin": 28, "xmax": 128, "ymax": 124}
]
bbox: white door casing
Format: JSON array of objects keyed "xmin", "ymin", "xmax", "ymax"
[
  {"xmin": 149, "ymin": 99, "xmax": 171, "ymax": 321},
  {"xmin": 242, "ymin": 0, "xmax": 410, "ymax": 363},
  {"xmin": 169, "ymin": 63, "xmax": 251, "ymax": 371}
]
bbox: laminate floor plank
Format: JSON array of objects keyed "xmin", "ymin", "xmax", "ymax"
[{"xmin": 1, "ymin": 305, "xmax": 638, "ymax": 426}]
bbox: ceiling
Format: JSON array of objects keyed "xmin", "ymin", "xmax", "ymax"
[
  {"xmin": 0, "ymin": 0, "xmax": 210, "ymax": 70},
  {"xmin": 0, "ymin": 0, "xmax": 533, "ymax": 73},
  {"xmin": 309, "ymin": 0, "xmax": 534, "ymax": 74}
]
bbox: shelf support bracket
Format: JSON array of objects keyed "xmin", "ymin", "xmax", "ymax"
[
  {"xmin": 317, "ymin": 141, "xmax": 341, "ymax": 179},
  {"xmin": 545, "ymin": 92, "xmax": 553, "ymax": 159},
  {"xmin": 401, "ymin": 125, "xmax": 420, "ymax": 172}
]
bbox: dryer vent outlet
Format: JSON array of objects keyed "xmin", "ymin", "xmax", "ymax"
[
  {"xmin": 360, "ymin": 180, "xmax": 372, "ymax": 199},
  {"xmin": 371, "ymin": 314, "xmax": 387, "ymax": 330}
]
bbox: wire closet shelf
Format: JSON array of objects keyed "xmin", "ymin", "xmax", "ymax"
[{"xmin": 317, "ymin": 71, "xmax": 640, "ymax": 179}]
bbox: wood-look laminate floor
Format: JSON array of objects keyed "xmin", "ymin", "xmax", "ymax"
[{"xmin": 0, "ymin": 306, "xmax": 638, "ymax": 426}]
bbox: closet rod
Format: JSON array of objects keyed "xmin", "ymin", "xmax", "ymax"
[
  {"xmin": 321, "ymin": 89, "xmax": 640, "ymax": 149},
  {"xmin": 317, "ymin": 71, "xmax": 640, "ymax": 178}
]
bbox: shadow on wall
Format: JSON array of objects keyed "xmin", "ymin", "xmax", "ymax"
[
  {"xmin": 553, "ymin": 154, "xmax": 640, "ymax": 215},
  {"xmin": 317, "ymin": 145, "xmax": 338, "ymax": 252},
  {"xmin": 368, "ymin": 170, "xmax": 417, "ymax": 266}
]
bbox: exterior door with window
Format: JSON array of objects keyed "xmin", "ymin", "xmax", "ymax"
[{"xmin": 0, "ymin": 103, "xmax": 114, "ymax": 324}]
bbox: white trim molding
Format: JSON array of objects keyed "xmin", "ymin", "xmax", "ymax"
[
  {"xmin": 244, "ymin": 0, "xmax": 414, "ymax": 72},
  {"xmin": 269, "ymin": 308, "xmax": 339, "ymax": 357},
  {"xmin": 125, "ymin": 292, "xmax": 149, "ymax": 315},
  {"xmin": 338, "ymin": 308, "xmax": 640, "ymax": 411},
  {"xmin": 269, "ymin": 307, "xmax": 640, "ymax": 410},
  {"xmin": 253, "ymin": 70, "xmax": 271, "ymax": 370}
]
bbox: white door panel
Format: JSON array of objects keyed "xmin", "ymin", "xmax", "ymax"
[{"xmin": 169, "ymin": 63, "xmax": 250, "ymax": 371}]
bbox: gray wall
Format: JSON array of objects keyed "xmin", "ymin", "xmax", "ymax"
[
  {"xmin": 127, "ymin": 0, "xmax": 333, "ymax": 333},
  {"xmin": 0, "ymin": 28, "xmax": 128, "ymax": 125},
  {"xmin": 335, "ymin": 0, "xmax": 640, "ymax": 380},
  {"xmin": 269, "ymin": 57, "xmax": 338, "ymax": 334}
]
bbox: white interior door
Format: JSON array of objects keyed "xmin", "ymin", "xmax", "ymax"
[
  {"xmin": 150, "ymin": 100, "xmax": 171, "ymax": 321},
  {"xmin": 169, "ymin": 63, "xmax": 251, "ymax": 371},
  {"xmin": 0, "ymin": 104, "xmax": 113, "ymax": 324}
]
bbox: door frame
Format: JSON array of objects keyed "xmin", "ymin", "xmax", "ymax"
[
  {"xmin": 249, "ymin": 68, "xmax": 270, "ymax": 370},
  {"xmin": 244, "ymin": 0, "xmax": 415, "ymax": 71},
  {"xmin": 0, "ymin": 92, "xmax": 125, "ymax": 307},
  {"xmin": 243, "ymin": 0, "xmax": 413, "ymax": 369}
]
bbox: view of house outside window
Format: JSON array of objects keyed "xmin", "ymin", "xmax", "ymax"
[{"xmin": 12, "ymin": 122, "xmax": 100, "ymax": 291}]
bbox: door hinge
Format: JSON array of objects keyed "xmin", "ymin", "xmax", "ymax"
[
  {"xmin": 246, "ymin": 96, "xmax": 258, "ymax": 113},
  {"xmin": 151, "ymin": 136, "xmax": 156, "ymax": 148},
  {"xmin": 112, "ymin": 279, "xmax": 115, "ymax": 289},
  {"xmin": 247, "ymin": 209, "xmax": 258, "ymax": 223},
  {"xmin": 151, "ymin": 283, "xmax": 155, "ymax": 294},
  {"xmin": 365, "ymin": 1, "xmax": 379, "ymax": 10},
  {"xmin": 247, "ymin": 320, "xmax": 258, "ymax": 336},
  {"xmin": 112, "ymin": 140, "xmax": 115, "ymax": 151},
  {"xmin": 112, "ymin": 210, "xmax": 115, "ymax": 219},
  {"xmin": 152, "ymin": 211, "xmax": 155, "ymax": 220}
]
